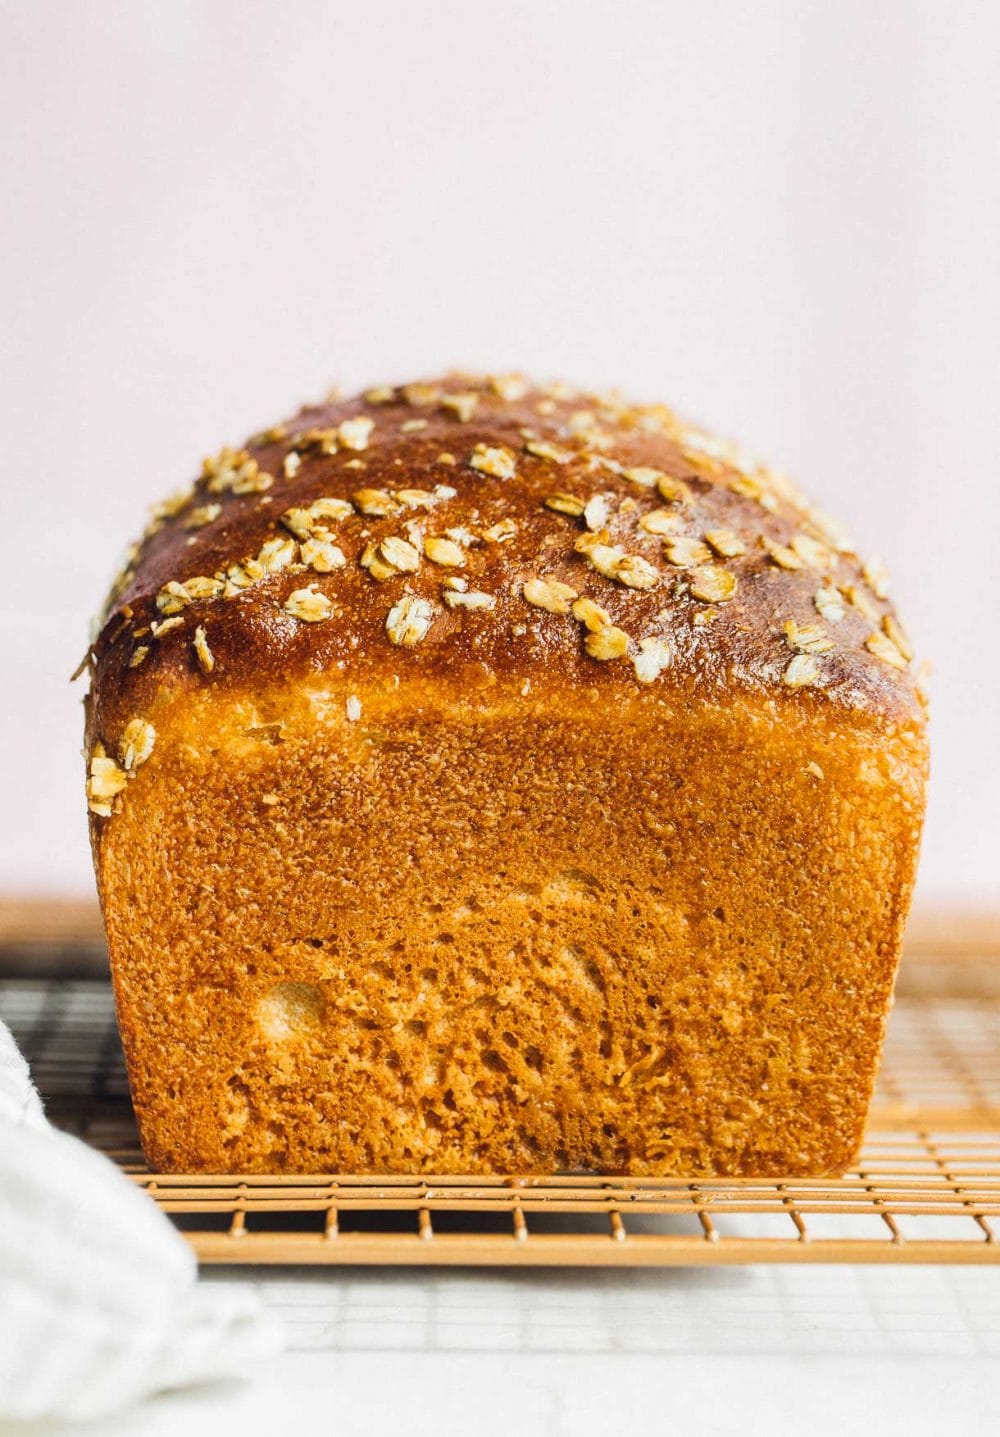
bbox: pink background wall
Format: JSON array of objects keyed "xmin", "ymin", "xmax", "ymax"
[{"xmin": 2, "ymin": 2, "xmax": 997, "ymax": 900}]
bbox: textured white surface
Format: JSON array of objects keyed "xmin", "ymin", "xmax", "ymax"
[
  {"xmin": 0, "ymin": 0, "xmax": 997, "ymax": 903},
  {"xmin": 15, "ymin": 1264, "xmax": 1000, "ymax": 1436}
]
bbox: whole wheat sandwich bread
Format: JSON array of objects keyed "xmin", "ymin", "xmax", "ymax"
[{"xmin": 83, "ymin": 374, "xmax": 928, "ymax": 1176}]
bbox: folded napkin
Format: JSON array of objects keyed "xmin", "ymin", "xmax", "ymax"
[{"xmin": 0, "ymin": 1016, "xmax": 280, "ymax": 1422}]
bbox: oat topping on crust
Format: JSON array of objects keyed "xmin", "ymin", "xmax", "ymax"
[
  {"xmin": 663, "ymin": 536, "xmax": 711, "ymax": 568},
  {"xmin": 443, "ymin": 589, "xmax": 496, "ymax": 611},
  {"xmin": 784, "ymin": 654, "xmax": 822, "ymax": 687},
  {"xmin": 469, "ymin": 444, "xmax": 516, "ymax": 480},
  {"xmin": 688, "ymin": 566, "xmax": 737, "ymax": 604},
  {"xmin": 545, "ymin": 493, "xmax": 586, "ymax": 517},
  {"xmin": 386, "ymin": 594, "xmax": 436, "ymax": 644},
  {"xmin": 118, "ymin": 718, "xmax": 155, "ymax": 772},
  {"xmin": 424, "ymin": 537, "xmax": 467, "ymax": 568},
  {"xmin": 193, "ymin": 625, "xmax": 215, "ymax": 672},
  {"xmin": 865, "ymin": 630, "xmax": 908, "ymax": 670},
  {"xmin": 585, "ymin": 625, "xmax": 630, "ymax": 661},
  {"xmin": 91, "ymin": 373, "xmax": 921, "ymax": 716},
  {"xmin": 284, "ymin": 587, "xmax": 333, "ymax": 623},
  {"xmin": 523, "ymin": 578, "xmax": 578, "ymax": 615},
  {"xmin": 86, "ymin": 744, "xmax": 128, "ymax": 816}
]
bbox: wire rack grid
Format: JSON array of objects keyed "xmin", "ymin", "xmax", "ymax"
[{"xmin": 1, "ymin": 902, "xmax": 998, "ymax": 1267}]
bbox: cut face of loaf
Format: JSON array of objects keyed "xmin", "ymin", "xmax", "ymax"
[
  {"xmin": 95, "ymin": 676, "xmax": 924, "ymax": 1176},
  {"xmin": 85, "ymin": 373, "xmax": 928, "ymax": 1176}
]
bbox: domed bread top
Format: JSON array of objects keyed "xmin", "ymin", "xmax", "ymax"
[{"xmin": 85, "ymin": 372, "xmax": 926, "ymax": 760}]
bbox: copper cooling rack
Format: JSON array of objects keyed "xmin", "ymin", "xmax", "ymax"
[{"xmin": 1, "ymin": 900, "xmax": 998, "ymax": 1267}]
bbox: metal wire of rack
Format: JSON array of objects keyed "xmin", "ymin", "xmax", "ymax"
[{"xmin": 1, "ymin": 902, "xmax": 998, "ymax": 1267}]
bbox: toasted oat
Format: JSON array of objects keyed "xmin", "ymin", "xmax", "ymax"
[
  {"xmin": 443, "ymin": 589, "xmax": 496, "ymax": 610},
  {"xmin": 386, "ymin": 594, "xmax": 436, "ymax": 644},
  {"xmin": 525, "ymin": 438, "xmax": 573, "ymax": 464},
  {"xmin": 882, "ymin": 613, "xmax": 914, "ymax": 662},
  {"xmin": 862, "ymin": 556, "xmax": 891, "ymax": 599},
  {"xmin": 632, "ymin": 636, "xmax": 672, "ymax": 684},
  {"xmin": 762, "ymin": 536, "xmax": 804, "ymax": 570},
  {"xmin": 184, "ymin": 575, "xmax": 225, "ymax": 600},
  {"xmin": 280, "ymin": 507, "xmax": 316, "ymax": 540},
  {"xmin": 301, "ymin": 537, "xmax": 346, "ymax": 572},
  {"xmin": 656, "ymin": 474, "xmax": 693, "ymax": 505},
  {"xmin": 360, "ymin": 541, "xmax": 398, "ymax": 581},
  {"xmin": 784, "ymin": 619, "xmax": 834, "ymax": 654},
  {"xmin": 619, "ymin": 466, "xmax": 662, "ymax": 489},
  {"xmin": 150, "ymin": 487, "xmax": 194, "ymax": 523},
  {"xmin": 545, "ymin": 493, "xmax": 586, "ymax": 517},
  {"xmin": 806, "ymin": 761, "xmax": 825, "ymax": 780},
  {"xmin": 352, "ymin": 488, "xmax": 395, "ymax": 517},
  {"xmin": 663, "ymin": 536, "xmax": 711, "ymax": 567},
  {"xmin": 285, "ymin": 587, "xmax": 333, "ymax": 623},
  {"xmin": 183, "ymin": 504, "xmax": 222, "ymax": 530},
  {"xmin": 202, "ymin": 447, "xmax": 273, "ymax": 495},
  {"xmin": 283, "ymin": 452, "xmax": 302, "ymax": 479},
  {"xmin": 783, "ymin": 654, "xmax": 821, "ymax": 687},
  {"xmin": 128, "ymin": 645, "xmax": 149, "ymax": 668},
  {"xmin": 489, "ymin": 373, "xmax": 528, "ymax": 401},
  {"xmin": 692, "ymin": 607, "xmax": 719, "ymax": 627},
  {"xmin": 396, "ymin": 488, "xmax": 434, "ymax": 509},
  {"xmin": 364, "ymin": 386, "xmax": 395, "ymax": 405},
  {"xmin": 790, "ymin": 533, "xmax": 831, "ymax": 569},
  {"xmin": 400, "ymin": 418, "xmax": 428, "ymax": 433},
  {"xmin": 436, "ymin": 452, "xmax": 457, "ymax": 465},
  {"xmin": 445, "ymin": 525, "xmax": 479, "ymax": 547},
  {"xmin": 576, "ymin": 534, "xmax": 658, "ymax": 589},
  {"xmin": 481, "ymin": 518, "xmax": 517, "ymax": 543},
  {"xmin": 469, "ymin": 443, "xmax": 516, "ymax": 480},
  {"xmin": 309, "ymin": 497, "xmax": 354, "ymax": 523},
  {"xmin": 842, "ymin": 583, "xmax": 881, "ymax": 621},
  {"xmin": 640, "ymin": 508, "xmax": 682, "ymax": 537},
  {"xmin": 865, "ymin": 630, "xmax": 908, "ymax": 670},
  {"xmin": 612, "ymin": 553, "xmax": 659, "ymax": 589},
  {"xmin": 345, "ymin": 695, "xmax": 362, "ymax": 722},
  {"xmin": 689, "ymin": 565, "xmax": 737, "ymax": 603},
  {"xmin": 729, "ymin": 472, "xmax": 766, "ymax": 503},
  {"xmin": 585, "ymin": 625, "xmax": 629, "ymax": 661},
  {"xmin": 584, "ymin": 494, "xmax": 612, "ymax": 531},
  {"xmin": 87, "ymin": 745, "xmax": 128, "ymax": 816},
  {"xmin": 523, "ymin": 577, "xmax": 578, "ymax": 615},
  {"xmin": 441, "ymin": 392, "xmax": 479, "ymax": 422},
  {"xmin": 256, "ymin": 537, "xmax": 298, "ymax": 574},
  {"xmin": 155, "ymin": 581, "xmax": 191, "ymax": 615},
  {"xmin": 150, "ymin": 616, "xmax": 183, "ymax": 638},
  {"xmin": 119, "ymin": 718, "xmax": 156, "ymax": 773},
  {"xmin": 295, "ymin": 426, "xmax": 340, "ymax": 455},
  {"xmin": 380, "ymin": 535, "xmax": 421, "ymax": 573},
  {"xmin": 424, "ymin": 536, "xmax": 466, "ymax": 568},
  {"xmin": 704, "ymin": 528, "xmax": 746, "ymax": 559},
  {"xmin": 338, "ymin": 416, "xmax": 375, "ymax": 451},
  {"xmin": 403, "ymin": 382, "xmax": 440, "ymax": 407},
  {"xmin": 814, "ymin": 585, "xmax": 846, "ymax": 623},
  {"xmin": 571, "ymin": 596, "xmax": 613, "ymax": 633},
  {"xmin": 192, "ymin": 625, "xmax": 215, "ymax": 673}
]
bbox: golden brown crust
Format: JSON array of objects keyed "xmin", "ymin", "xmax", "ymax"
[{"xmin": 86, "ymin": 373, "xmax": 925, "ymax": 767}]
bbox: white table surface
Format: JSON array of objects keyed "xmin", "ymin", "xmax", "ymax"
[{"xmin": 13, "ymin": 1262, "xmax": 1000, "ymax": 1437}]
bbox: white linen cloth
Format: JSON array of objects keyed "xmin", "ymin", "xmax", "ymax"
[{"xmin": 0, "ymin": 1016, "xmax": 280, "ymax": 1422}]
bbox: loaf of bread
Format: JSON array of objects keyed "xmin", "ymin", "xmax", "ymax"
[{"xmin": 84, "ymin": 374, "xmax": 927, "ymax": 1176}]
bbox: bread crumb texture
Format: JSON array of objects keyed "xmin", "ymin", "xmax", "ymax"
[{"xmin": 84, "ymin": 374, "xmax": 928, "ymax": 1176}]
